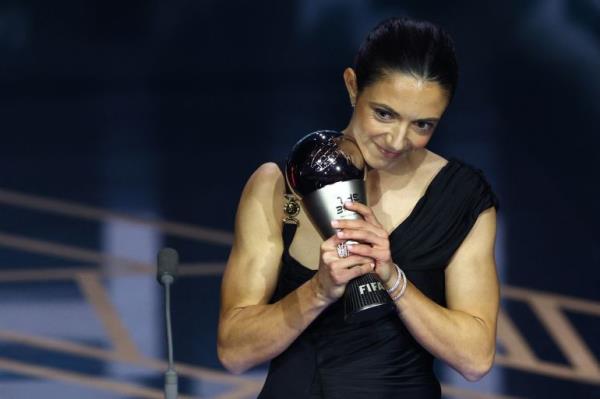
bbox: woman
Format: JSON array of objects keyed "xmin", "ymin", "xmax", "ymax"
[{"xmin": 217, "ymin": 16, "xmax": 499, "ymax": 398}]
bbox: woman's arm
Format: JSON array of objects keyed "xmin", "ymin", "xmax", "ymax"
[
  {"xmin": 217, "ymin": 162, "xmax": 327, "ymax": 374},
  {"xmin": 217, "ymin": 163, "xmax": 373, "ymax": 374},
  {"xmin": 335, "ymin": 203, "xmax": 499, "ymax": 381},
  {"xmin": 393, "ymin": 207, "xmax": 499, "ymax": 381}
]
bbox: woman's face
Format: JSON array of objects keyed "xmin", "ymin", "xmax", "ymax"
[{"xmin": 344, "ymin": 70, "xmax": 450, "ymax": 171}]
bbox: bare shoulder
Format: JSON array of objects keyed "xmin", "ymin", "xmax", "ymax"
[
  {"xmin": 252, "ymin": 161, "xmax": 284, "ymax": 183},
  {"xmin": 407, "ymin": 150, "xmax": 448, "ymax": 184},
  {"xmin": 445, "ymin": 206, "xmax": 498, "ymax": 321},
  {"xmin": 423, "ymin": 149, "xmax": 449, "ymax": 171},
  {"xmin": 239, "ymin": 162, "xmax": 285, "ymax": 220},
  {"xmin": 245, "ymin": 162, "xmax": 284, "ymax": 197},
  {"xmin": 220, "ymin": 162, "xmax": 287, "ymax": 312},
  {"xmin": 234, "ymin": 161, "xmax": 288, "ymax": 251}
]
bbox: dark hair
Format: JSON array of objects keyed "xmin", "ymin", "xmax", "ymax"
[{"xmin": 354, "ymin": 17, "xmax": 458, "ymax": 100}]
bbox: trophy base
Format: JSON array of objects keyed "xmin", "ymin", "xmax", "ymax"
[{"xmin": 343, "ymin": 273, "xmax": 395, "ymax": 323}]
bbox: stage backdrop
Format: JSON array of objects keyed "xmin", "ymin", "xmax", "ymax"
[{"xmin": 0, "ymin": 1, "xmax": 598, "ymax": 398}]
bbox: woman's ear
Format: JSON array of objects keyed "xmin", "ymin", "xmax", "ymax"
[{"xmin": 343, "ymin": 68, "xmax": 358, "ymax": 107}]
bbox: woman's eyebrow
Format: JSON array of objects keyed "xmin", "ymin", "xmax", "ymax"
[
  {"xmin": 369, "ymin": 102, "xmax": 400, "ymax": 116},
  {"xmin": 415, "ymin": 117, "xmax": 440, "ymax": 123},
  {"xmin": 370, "ymin": 102, "xmax": 440, "ymax": 122}
]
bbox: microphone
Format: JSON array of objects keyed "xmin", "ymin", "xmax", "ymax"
[
  {"xmin": 157, "ymin": 248, "xmax": 179, "ymax": 399},
  {"xmin": 158, "ymin": 247, "xmax": 178, "ymax": 285}
]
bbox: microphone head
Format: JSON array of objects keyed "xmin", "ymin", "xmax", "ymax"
[{"xmin": 157, "ymin": 247, "xmax": 179, "ymax": 285}]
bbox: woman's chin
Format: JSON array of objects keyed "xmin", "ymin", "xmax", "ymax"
[
  {"xmin": 365, "ymin": 157, "xmax": 395, "ymax": 171},
  {"xmin": 365, "ymin": 152, "xmax": 408, "ymax": 171}
]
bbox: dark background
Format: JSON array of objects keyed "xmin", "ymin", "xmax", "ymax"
[{"xmin": 0, "ymin": 1, "xmax": 599, "ymax": 398}]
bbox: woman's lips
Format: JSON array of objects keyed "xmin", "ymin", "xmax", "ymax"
[{"xmin": 374, "ymin": 142, "xmax": 405, "ymax": 159}]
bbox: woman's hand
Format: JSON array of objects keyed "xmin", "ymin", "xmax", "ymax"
[
  {"xmin": 330, "ymin": 201, "xmax": 397, "ymax": 288},
  {"xmin": 312, "ymin": 233, "xmax": 375, "ymax": 303}
]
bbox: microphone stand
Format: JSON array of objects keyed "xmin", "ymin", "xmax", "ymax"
[{"xmin": 162, "ymin": 274, "xmax": 178, "ymax": 399}]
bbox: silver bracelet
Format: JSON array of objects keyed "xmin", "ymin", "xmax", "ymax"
[
  {"xmin": 386, "ymin": 263, "xmax": 402, "ymax": 293},
  {"xmin": 391, "ymin": 268, "xmax": 407, "ymax": 302}
]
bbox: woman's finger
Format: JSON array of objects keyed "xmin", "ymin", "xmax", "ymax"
[
  {"xmin": 330, "ymin": 255, "xmax": 374, "ymax": 270},
  {"xmin": 331, "ymin": 219, "xmax": 387, "ymax": 238},
  {"xmin": 347, "ymin": 243, "xmax": 390, "ymax": 261},
  {"xmin": 336, "ymin": 229, "xmax": 388, "ymax": 247},
  {"xmin": 345, "ymin": 262, "xmax": 376, "ymax": 280},
  {"xmin": 321, "ymin": 233, "xmax": 345, "ymax": 252},
  {"xmin": 343, "ymin": 201, "xmax": 382, "ymax": 227}
]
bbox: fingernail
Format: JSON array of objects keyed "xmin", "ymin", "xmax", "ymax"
[
  {"xmin": 370, "ymin": 262, "xmax": 375, "ymax": 270},
  {"xmin": 336, "ymin": 231, "xmax": 344, "ymax": 237},
  {"xmin": 344, "ymin": 200, "xmax": 353, "ymax": 206},
  {"xmin": 331, "ymin": 220, "xmax": 339, "ymax": 227}
]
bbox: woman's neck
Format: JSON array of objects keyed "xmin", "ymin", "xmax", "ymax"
[{"xmin": 369, "ymin": 149, "xmax": 427, "ymax": 180}]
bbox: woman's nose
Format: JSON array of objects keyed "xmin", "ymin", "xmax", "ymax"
[{"xmin": 386, "ymin": 124, "xmax": 409, "ymax": 151}]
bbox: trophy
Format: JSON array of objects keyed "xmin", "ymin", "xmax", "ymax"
[{"xmin": 285, "ymin": 130, "xmax": 395, "ymax": 323}]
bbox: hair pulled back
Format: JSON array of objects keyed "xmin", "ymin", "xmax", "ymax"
[{"xmin": 354, "ymin": 17, "xmax": 458, "ymax": 100}]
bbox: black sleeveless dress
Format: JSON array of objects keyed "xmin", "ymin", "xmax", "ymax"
[{"xmin": 258, "ymin": 158, "xmax": 499, "ymax": 399}]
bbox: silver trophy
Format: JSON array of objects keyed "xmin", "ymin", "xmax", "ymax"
[{"xmin": 285, "ymin": 130, "xmax": 394, "ymax": 323}]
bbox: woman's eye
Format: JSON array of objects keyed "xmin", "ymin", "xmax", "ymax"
[
  {"xmin": 414, "ymin": 121, "xmax": 434, "ymax": 132},
  {"xmin": 374, "ymin": 109, "xmax": 393, "ymax": 121}
]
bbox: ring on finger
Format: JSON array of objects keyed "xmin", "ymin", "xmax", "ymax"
[{"xmin": 336, "ymin": 242, "xmax": 349, "ymax": 258}]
